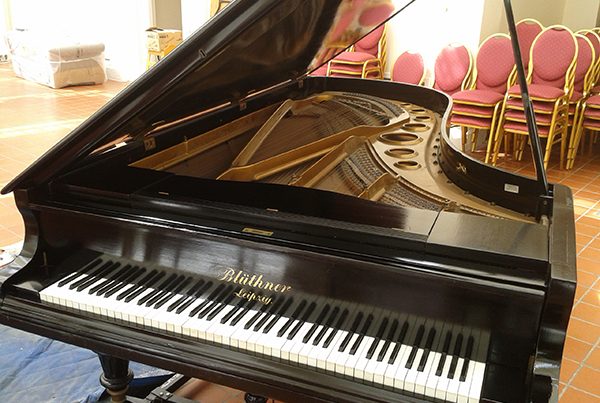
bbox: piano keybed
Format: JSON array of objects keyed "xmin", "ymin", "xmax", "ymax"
[{"xmin": 39, "ymin": 254, "xmax": 488, "ymax": 402}]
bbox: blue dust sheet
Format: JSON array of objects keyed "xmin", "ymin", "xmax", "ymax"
[{"xmin": 0, "ymin": 324, "xmax": 171, "ymax": 403}]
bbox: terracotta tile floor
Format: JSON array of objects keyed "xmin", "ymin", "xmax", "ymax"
[{"xmin": 0, "ymin": 62, "xmax": 599, "ymax": 402}]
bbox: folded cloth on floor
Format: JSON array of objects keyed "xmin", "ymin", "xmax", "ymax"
[
  {"xmin": 0, "ymin": 324, "xmax": 170, "ymax": 403},
  {"xmin": 6, "ymin": 30, "xmax": 106, "ymax": 89}
]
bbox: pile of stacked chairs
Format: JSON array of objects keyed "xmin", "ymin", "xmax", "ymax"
[{"xmin": 314, "ymin": 20, "xmax": 600, "ymax": 170}]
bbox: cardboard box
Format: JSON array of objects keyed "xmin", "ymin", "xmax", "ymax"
[{"xmin": 146, "ymin": 28, "xmax": 182, "ymax": 52}]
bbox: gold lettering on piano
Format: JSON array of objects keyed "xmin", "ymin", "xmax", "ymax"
[
  {"xmin": 234, "ymin": 288, "xmax": 273, "ymax": 305},
  {"xmin": 219, "ymin": 268, "xmax": 292, "ymax": 302}
]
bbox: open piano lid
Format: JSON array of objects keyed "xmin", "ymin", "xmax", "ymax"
[{"xmin": 2, "ymin": 0, "xmax": 407, "ymax": 194}]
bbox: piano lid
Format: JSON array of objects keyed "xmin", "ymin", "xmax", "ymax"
[{"xmin": 3, "ymin": 0, "xmax": 407, "ymax": 194}]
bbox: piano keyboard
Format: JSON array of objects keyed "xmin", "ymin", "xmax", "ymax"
[{"xmin": 39, "ymin": 257, "xmax": 488, "ymax": 402}]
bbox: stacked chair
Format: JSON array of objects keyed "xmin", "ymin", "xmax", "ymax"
[
  {"xmin": 450, "ymin": 34, "xmax": 515, "ymax": 163},
  {"xmin": 492, "ymin": 25, "xmax": 578, "ymax": 169},
  {"xmin": 390, "ymin": 51, "xmax": 425, "ymax": 85},
  {"xmin": 432, "ymin": 44, "xmax": 472, "ymax": 96},
  {"xmin": 515, "ymin": 19, "xmax": 543, "ymax": 70},
  {"xmin": 327, "ymin": 25, "xmax": 387, "ymax": 79},
  {"xmin": 564, "ymin": 34, "xmax": 596, "ymax": 169}
]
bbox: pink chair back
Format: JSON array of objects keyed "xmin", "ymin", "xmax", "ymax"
[
  {"xmin": 433, "ymin": 44, "xmax": 472, "ymax": 95},
  {"xmin": 355, "ymin": 25, "xmax": 384, "ymax": 56},
  {"xmin": 573, "ymin": 35, "xmax": 595, "ymax": 94},
  {"xmin": 474, "ymin": 34, "xmax": 514, "ymax": 93},
  {"xmin": 530, "ymin": 26, "xmax": 577, "ymax": 89},
  {"xmin": 583, "ymin": 30, "xmax": 600, "ymax": 57},
  {"xmin": 516, "ymin": 19, "xmax": 543, "ymax": 68},
  {"xmin": 391, "ymin": 51, "xmax": 424, "ymax": 84}
]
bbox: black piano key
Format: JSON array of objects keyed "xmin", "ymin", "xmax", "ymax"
[
  {"xmin": 417, "ymin": 328, "xmax": 437, "ymax": 372},
  {"xmin": 75, "ymin": 262, "xmax": 120, "ymax": 292},
  {"xmin": 143, "ymin": 273, "xmax": 179, "ymax": 306},
  {"xmin": 221, "ymin": 297, "xmax": 251, "ymax": 324},
  {"xmin": 366, "ymin": 317, "xmax": 389, "ymax": 359},
  {"xmin": 349, "ymin": 314, "xmax": 373, "ymax": 355},
  {"xmin": 154, "ymin": 276, "xmax": 192, "ymax": 309},
  {"xmin": 244, "ymin": 296, "xmax": 274, "ymax": 330},
  {"xmin": 57, "ymin": 258, "xmax": 102, "ymax": 287},
  {"xmin": 89, "ymin": 264, "xmax": 131, "ymax": 294},
  {"xmin": 323, "ymin": 308, "xmax": 349, "ymax": 349},
  {"xmin": 104, "ymin": 267, "xmax": 145, "ymax": 298},
  {"xmin": 435, "ymin": 331, "xmax": 453, "ymax": 377},
  {"xmin": 405, "ymin": 324, "xmax": 425, "ymax": 369},
  {"xmin": 93, "ymin": 264, "xmax": 135, "ymax": 296},
  {"xmin": 339, "ymin": 311, "xmax": 364, "ymax": 352},
  {"xmin": 115, "ymin": 269, "xmax": 155, "ymax": 301},
  {"xmin": 137, "ymin": 273, "xmax": 177, "ymax": 306},
  {"xmin": 377, "ymin": 318, "xmax": 398, "ymax": 362},
  {"xmin": 277, "ymin": 299, "xmax": 307, "ymax": 337},
  {"xmin": 176, "ymin": 281, "xmax": 212, "ymax": 314},
  {"xmin": 302, "ymin": 304, "xmax": 330, "ymax": 343},
  {"xmin": 69, "ymin": 261, "xmax": 114, "ymax": 290},
  {"xmin": 263, "ymin": 297, "xmax": 294, "ymax": 333},
  {"xmin": 188, "ymin": 283, "xmax": 224, "ymax": 317},
  {"xmin": 287, "ymin": 301, "xmax": 316, "ymax": 340},
  {"xmin": 198, "ymin": 285, "xmax": 233, "ymax": 319},
  {"xmin": 388, "ymin": 320, "xmax": 409, "ymax": 365},
  {"xmin": 459, "ymin": 336, "xmax": 475, "ymax": 382},
  {"xmin": 167, "ymin": 279, "xmax": 204, "ymax": 312},
  {"xmin": 313, "ymin": 306, "xmax": 339, "ymax": 346},
  {"xmin": 206, "ymin": 292, "xmax": 236, "ymax": 321},
  {"xmin": 253, "ymin": 297, "xmax": 284, "ymax": 332},
  {"xmin": 230, "ymin": 300, "xmax": 258, "ymax": 326},
  {"xmin": 447, "ymin": 334, "xmax": 464, "ymax": 379},
  {"xmin": 123, "ymin": 271, "xmax": 166, "ymax": 305}
]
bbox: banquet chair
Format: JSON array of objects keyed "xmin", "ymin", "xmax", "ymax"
[
  {"xmin": 327, "ymin": 25, "xmax": 387, "ymax": 79},
  {"xmin": 391, "ymin": 51, "xmax": 425, "ymax": 85},
  {"xmin": 565, "ymin": 34, "xmax": 596, "ymax": 169},
  {"xmin": 432, "ymin": 44, "xmax": 473, "ymax": 96},
  {"xmin": 450, "ymin": 34, "xmax": 515, "ymax": 162},
  {"xmin": 516, "ymin": 19, "xmax": 543, "ymax": 70},
  {"xmin": 493, "ymin": 25, "xmax": 578, "ymax": 169}
]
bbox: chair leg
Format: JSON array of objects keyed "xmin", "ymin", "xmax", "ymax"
[
  {"xmin": 492, "ymin": 128, "xmax": 505, "ymax": 166},
  {"xmin": 470, "ymin": 129, "xmax": 478, "ymax": 152},
  {"xmin": 461, "ymin": 126, "xmax": 467, "ymax": 151}
]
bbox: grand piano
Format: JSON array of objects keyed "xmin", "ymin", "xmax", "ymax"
[{"xmin": 0, "ymin": 1, "xmax": 576, "ymax": 402}]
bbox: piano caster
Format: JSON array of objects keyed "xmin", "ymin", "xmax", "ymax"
[
  {"xmin": 97, "ymin": 353, "xmax": 134, "ymax": 403},
  {"xmin": 244, "ymin": 393, "xmax": 269, "ymax": 403}
]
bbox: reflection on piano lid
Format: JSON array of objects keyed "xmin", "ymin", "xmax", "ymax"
[{"xmin": 0, "ymin": 1, "xmax": 576, "ymax": 403}]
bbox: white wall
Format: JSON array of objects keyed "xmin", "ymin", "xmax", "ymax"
[
  {"xmin": 7, "ymin": 0, "xmax": 152, "ymax": 81},
  {"xmin": 387, "ymin": 0, "xmax": 485, "ymax": 81},
  {"xmin": 480, "ymin": 0, "xmax": 599, "ymax": 40},
  {"xmin": 181, "ymin": 0, "xmax": 211, "ymax": 39}
]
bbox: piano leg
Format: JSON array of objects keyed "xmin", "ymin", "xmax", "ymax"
[
  {"xmin": 97, "ymin": 353, "xmax": 134, "ymax": 403},
  {"xmin": 244, "ymin": 392, "xmax": 269, "ymax": 403}
]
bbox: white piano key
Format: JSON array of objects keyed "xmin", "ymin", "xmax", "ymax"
[
  {"xmin": 468, "ymin": 362, "xmax": 486, "ymax": 403},
  {"xmin": 415, "ymin": 321, "xmax": 448, "ymax": 397}
]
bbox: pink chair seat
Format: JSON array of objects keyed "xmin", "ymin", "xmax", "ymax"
[
  {"xmin": 508, "ymin": 83, "xmax": 565, "ymax": 100},
  {"xmin": 591, "ymin": 85, "xmax": 600, "ymax": 94},
  {"xmin": 583, "ymin": 118, "xmax": 600, "ymax": 129},
  {"xmin": 451, "ymin": 114, "xmax": 494, "ymax": 128},
  {"xmin": 585, "ymin": 107, "xmax": 600, "ymax": 119},
  {"xmin": 452, "ymin": 103, "xmax": 497, "ymax": 117},
  {"xmin": 310, "ymin": 65, "xmax": 328, "ymax": 76},
  {"xmin": 506, "ymin": 97, "xmax": 555, "ymax": 112},
  {"xmin": 452, "ymin": 89, "xmax": 504, "ymax": 105},
  {"xmin": 334, "ymin": 51, "xmax": 378, "ymax": 62},
  {"xmin": 505, "ymin": 109, "xmax": 553, "ymax": 125},
  {"xmin": 587, "ymin": 95, "xmax": 600, "ymax": 107},
  {"xmin": 504, "ymin": 121, "xmax": 552, "ymax": 135}
]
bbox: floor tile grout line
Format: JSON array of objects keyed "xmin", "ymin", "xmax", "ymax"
[{"xmin": 562, "ymin": 336, "xmax": 600, "ymax": 399}]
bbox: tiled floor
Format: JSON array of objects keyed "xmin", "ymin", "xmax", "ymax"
[{"xmin": 0, "ymin": 62, "xmax": 599, "ymax": 402}]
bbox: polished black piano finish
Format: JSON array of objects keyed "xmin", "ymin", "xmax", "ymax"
[{"xmin": 0, "ymin": 1, "xmax": 576, "ymax": 402}]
